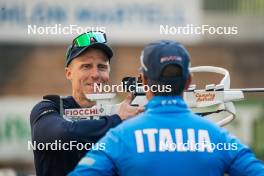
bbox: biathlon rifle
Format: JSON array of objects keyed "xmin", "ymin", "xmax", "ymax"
[{"xmin": 66, "ymin": 66, "xmax": 264, "ymax": 127}]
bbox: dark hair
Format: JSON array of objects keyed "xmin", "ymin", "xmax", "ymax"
[
  {"xmin": 148, "ymin": 65, "xmax": 188, "ymax": 96},
  {"xmin": 161, "ymin": 64, "xmax": 182, "ymax": 77}
]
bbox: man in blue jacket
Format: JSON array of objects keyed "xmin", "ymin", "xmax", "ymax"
[
  {"xmin": 30, "ymin": 31, "xmax": 143, "ymax": 176},
  {"xmin": 69, "ymin": 40, "xmax": 264, "ymax": 176}
]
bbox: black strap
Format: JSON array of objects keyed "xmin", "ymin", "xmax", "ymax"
[
  {"xmin": 196, "ymin": 110, "xmax": 224, "ymax": 117},
  {"xmin": 43, "ymin": 95, "xmax": 64, "ymax": 116},
  {"xmin": 43, "ymin": 95, "xmax": 60, "ymax": 105}
]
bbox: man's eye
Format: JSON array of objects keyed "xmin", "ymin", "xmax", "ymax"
[
  {"xmin": 98, "ymin": 65, "xmax": 108, "ymax": 70},
  {"xmin": 82, "ymin": 64, "xmax": 91, "ymax": 69}
]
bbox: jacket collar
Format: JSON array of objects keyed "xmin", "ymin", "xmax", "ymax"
[{"xmin": 145, "ymin": 95, "xmax": 190, "ymax": 114}]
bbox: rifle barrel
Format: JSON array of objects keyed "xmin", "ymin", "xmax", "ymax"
[
  {"xmin": 134, "ymin": 88, "xmax": 264, "ymax": 94},
  {"xmin": 237, "ymin": 88, "xmax": 264, "ymax": 93}
]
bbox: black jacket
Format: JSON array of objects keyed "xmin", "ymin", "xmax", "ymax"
[{"xmin": 30, "ymin": 96, "xmax": 121, "ymax": 176}]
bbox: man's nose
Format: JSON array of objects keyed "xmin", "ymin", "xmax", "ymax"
[{"xmin": 90, "ymin": 67, "xmax": 100, "ymax": 80}]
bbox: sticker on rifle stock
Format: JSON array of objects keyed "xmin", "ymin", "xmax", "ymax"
[{"xmin": 195, "ymin": 92, "xmax": 216, "ymax": 102}]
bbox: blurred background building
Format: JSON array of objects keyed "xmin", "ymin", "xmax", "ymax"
[{"xmin": 0, "ymin": 0, "xmax": 264, "ymax": 175}]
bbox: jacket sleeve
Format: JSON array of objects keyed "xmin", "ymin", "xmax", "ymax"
[
  {"xmin": 223, "ymin": 131, "xmax": 264, "ymax": 176},
  {"xmin": 30, "ymin": 100, "xmax": 122, "ymax": 143},
  {"xmin": 68, "ymin": 128, "xmax": 121, "ymax": 176}
]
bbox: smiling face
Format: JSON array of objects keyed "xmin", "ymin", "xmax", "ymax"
[{"xmin": 65, "ymin": 48, "xmax": 110, "ymax": 99}]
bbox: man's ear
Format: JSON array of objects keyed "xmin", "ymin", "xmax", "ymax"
[
  {"xmin": 65, "ymin": 67, "xmax": 72, "ymax": 80},
  {"xmin": 140, "ymin": 73, "xmax": 154, "ymax": 100},
  {"xmin": 140, "ymin": 73, "xmax": 148, "ymax": 86},
  {"xmin": 184, "ymin": 73, "xmax": 192, "ymax": 90}
]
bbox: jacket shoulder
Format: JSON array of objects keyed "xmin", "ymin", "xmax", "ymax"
[{"xmin": 30, "ymin": 95, "xmax": 61, "ymax": 125}]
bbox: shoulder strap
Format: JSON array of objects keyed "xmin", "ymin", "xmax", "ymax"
[{"xmin": 43, "ymin": 95, "xmax": 64, "ymax": 116}]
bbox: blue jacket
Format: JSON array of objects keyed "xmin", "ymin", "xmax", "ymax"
[{"xmin": 69, "ymin": 96, "xmax": 264, "ymax": 176}]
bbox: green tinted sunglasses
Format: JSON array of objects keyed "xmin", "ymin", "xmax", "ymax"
[
  {"xmin": 72, "ymin": 31, "xmax": 107, "ymax": 47},
  {"xmin": 66, "ymin": 31, "xmax": 108, "ymax": 63}
]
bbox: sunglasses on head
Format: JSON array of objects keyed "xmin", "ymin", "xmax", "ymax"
[
  {"xmin": 72, "ymin": 31, "xmax": 107, "ymax": 47},
  {"xmin": 66, "ymin": 31, "xmax": 107, "ymax": 61}
]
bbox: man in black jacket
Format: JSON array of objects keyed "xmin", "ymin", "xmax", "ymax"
[{"xmin": 30, "ymin": 31, "xmax": 143, "ymax": 176}]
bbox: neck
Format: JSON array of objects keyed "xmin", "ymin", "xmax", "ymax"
[
  {"xmin": 146, "ymin": 91, "xmax": 154, "ymax": 100},
  {"xmin": 72, "ymin": 91, "xmax": 96, "ymax": 108},
  {"xmin": 146, "ymin": 91, "xmax": 184, "ymax": 100}
]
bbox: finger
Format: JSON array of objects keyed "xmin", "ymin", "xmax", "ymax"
[
  {"xmin": 137, "ymin": 106, "xmax": 145, "ymax": 113},
  {"xmin": 124, "ymin": 93, "xmax": 134, "ymax": 104},
  {"xmin": 128, "ymin": 105, "xmax": 139, "ymax": 112}
]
